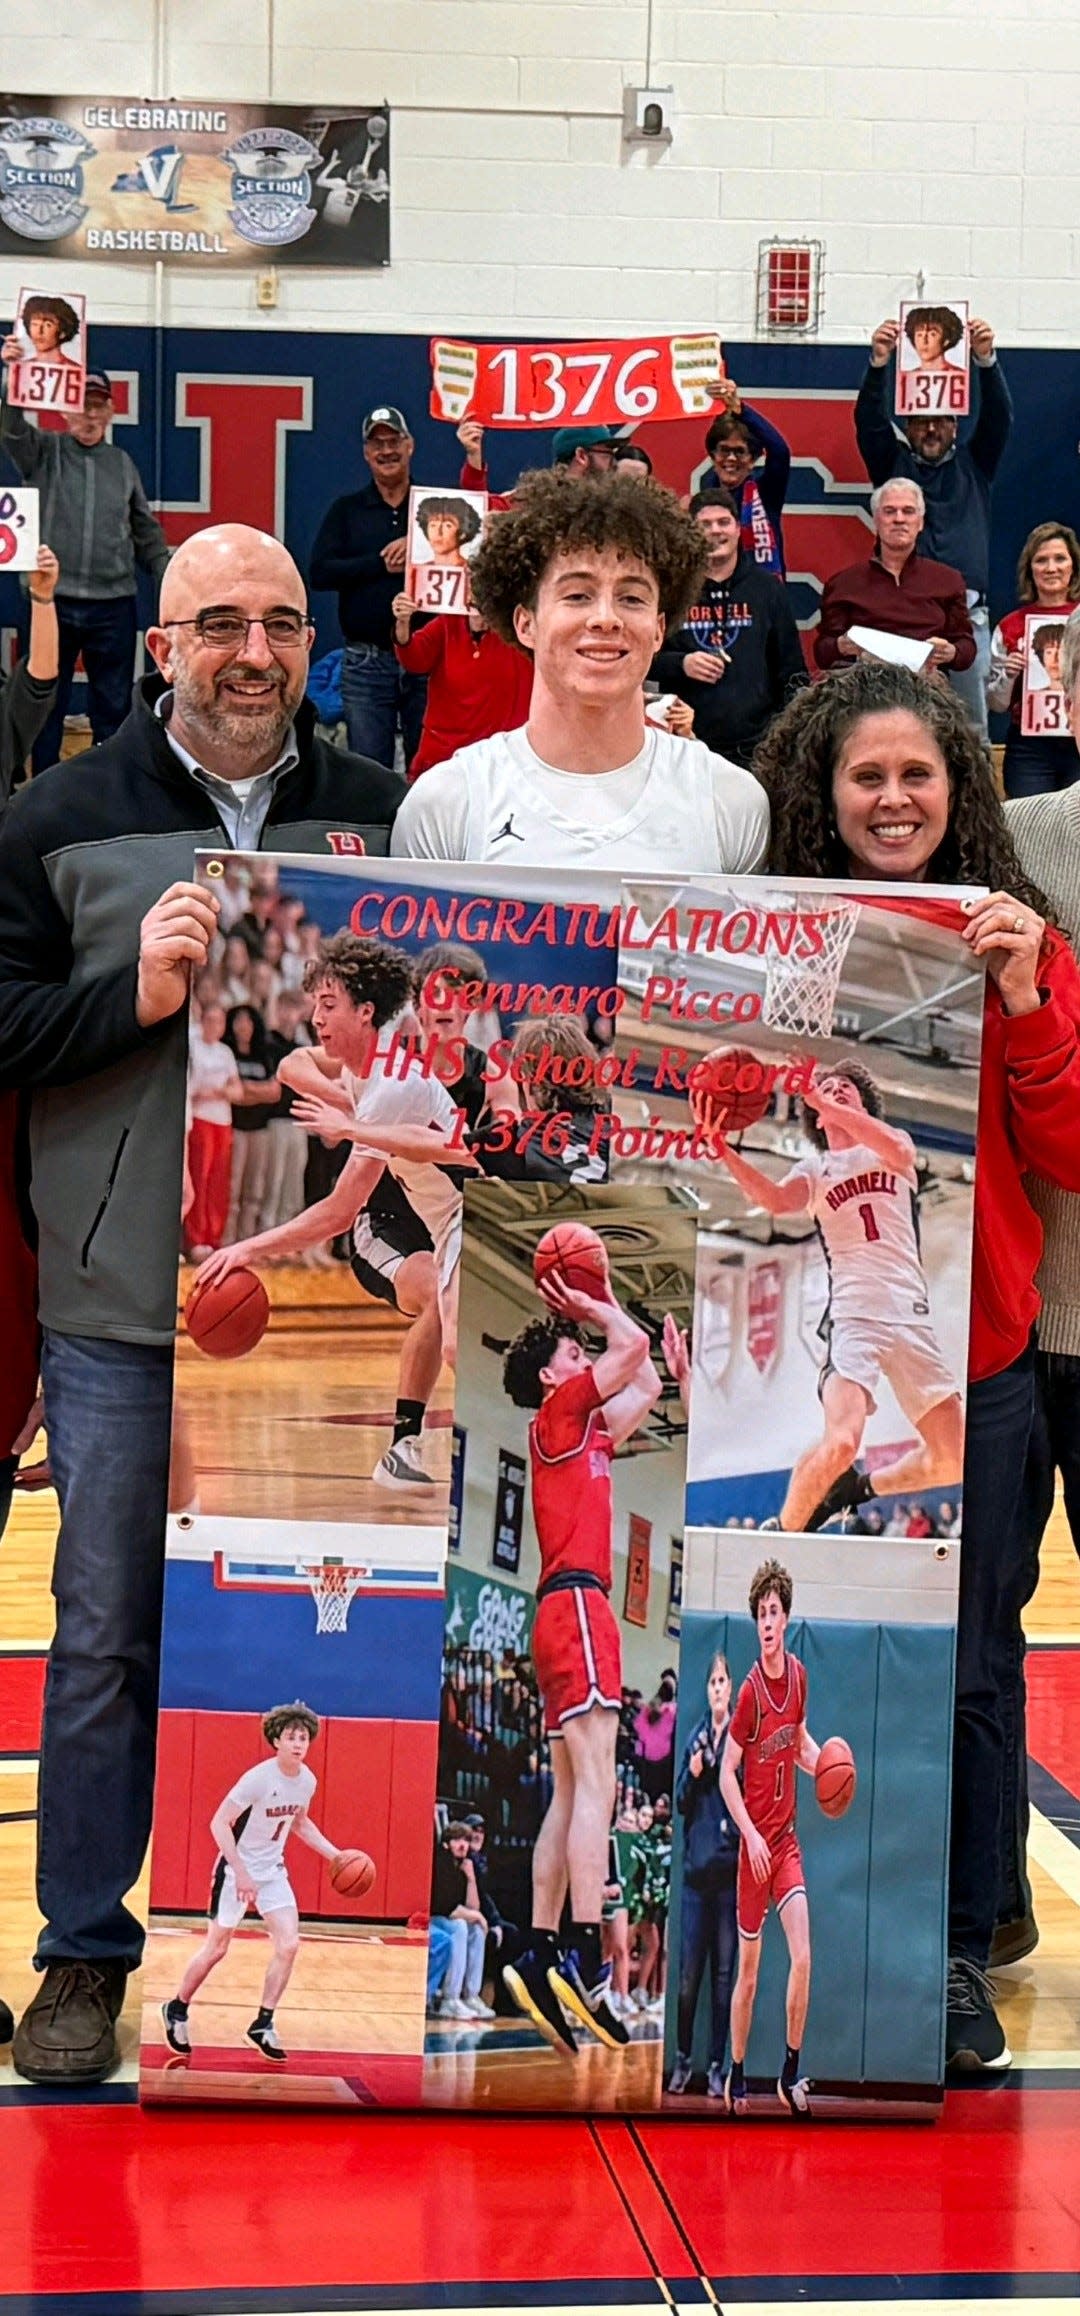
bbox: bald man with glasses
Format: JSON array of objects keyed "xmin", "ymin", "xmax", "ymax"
[{"xmin": 0, "ymin": 522, "xmax": 402, "ymax": 2088}]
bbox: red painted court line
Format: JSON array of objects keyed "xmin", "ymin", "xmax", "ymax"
[
  {"xmin": 141, "ymin": 2046, "xmax": 424, "ymax": 2097},
  {"xmin": 638, "ymin": 2091, "xmax": 1080, "ymax": 2279},
  {"xmin": 1027, "ymin": 1648, "xmax": 1080, "ymax": 1801},
  {"xmin": 591, "ymin": 2118, "xmax": 700, "ymax": 2283},
  {"xmin": 2, "ymin": 2110, "xmax": 654, "ymax": 2300},
  {"xmin": 0, "ymin": 1656, "xmax": 45, "ymax": 1753}
]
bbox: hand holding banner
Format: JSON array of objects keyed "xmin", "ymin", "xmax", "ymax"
[{"xmin": 429, "ymin": 331, "xmax": 722, "ymax": 429}]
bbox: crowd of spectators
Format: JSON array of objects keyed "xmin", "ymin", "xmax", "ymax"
[{"xmin": 434, "ymin": 1645, "xmax": 678, "ymax": 2020}]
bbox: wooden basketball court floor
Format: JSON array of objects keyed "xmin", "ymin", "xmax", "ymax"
[{"xmin": 3, "ymin": 1287, "xmax": 1080, "ymax": 2312}]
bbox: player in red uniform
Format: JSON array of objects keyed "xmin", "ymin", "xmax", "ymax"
[
  {"xmin": 501, "ymin": 1262, "xmax": 662, "ymax": 2053},
  {"xmin": 720, "ymin": 1559, "xmax": 821, "ymax": 2115}
]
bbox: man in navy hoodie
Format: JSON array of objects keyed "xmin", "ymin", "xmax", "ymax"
[{"xmin": 854, "ymin": 315, "xmax": 1012, "ymax": 734}]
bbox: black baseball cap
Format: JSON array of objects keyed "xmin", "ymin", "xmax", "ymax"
[
  {"xmin": 362, "ymin": 405, "xmax": 409, "ymax": 438},
  {"xmin": 84, "ymin": 369, "xmax": 113, "ymax": 400}
]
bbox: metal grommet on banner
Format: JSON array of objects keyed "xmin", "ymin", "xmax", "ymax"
[{"xmin": 205, "ymin": 859, "xmax": 225, "ymax": 878}]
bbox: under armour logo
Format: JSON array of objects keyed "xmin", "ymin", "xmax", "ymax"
[
  {"xmin": 494, "ymin": 815, "xmax": 524, "ymax": 843},
  {"xmin": 326, "ymin": 831, "xmax": 368, "ymax": 856}
]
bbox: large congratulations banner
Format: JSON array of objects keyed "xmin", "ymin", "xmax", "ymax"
[{"xmin": 141, "ymin": 857, "xmax": 983, "ymax": 2120}]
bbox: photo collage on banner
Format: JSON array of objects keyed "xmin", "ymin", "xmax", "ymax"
[{"xmin": 141, "ymin": 858, "xmax": 984, "ymax": 2120}]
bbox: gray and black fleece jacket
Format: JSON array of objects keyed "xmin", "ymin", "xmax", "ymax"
[{"xmin": 0, "ymin": 679, "xmax": 404, "ymax": 1344}]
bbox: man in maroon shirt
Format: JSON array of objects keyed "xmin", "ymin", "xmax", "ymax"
[{"xmin": 815, "ymin": 479, "xmax": 975, "ymax": 680}]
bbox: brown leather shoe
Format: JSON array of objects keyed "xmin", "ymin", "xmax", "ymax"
[{"xmin": 13, "ymin": 1960, "xmax": 128, "ymax": 2084}]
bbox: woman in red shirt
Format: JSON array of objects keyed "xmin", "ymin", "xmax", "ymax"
[
  {"xmin": 987, "ymin": 521, "xmax": 1080, "ymax": 798},
  {"xmin": 755, "ymin": 658, "xmax": 1080, "ymax": 2075},
  {"xmin": 392, "ymin": 593, "xmax": 532, "ymax": 780}
]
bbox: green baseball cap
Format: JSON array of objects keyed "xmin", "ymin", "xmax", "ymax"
[{"xmin": 551, "ymin": 425, "xmax": 619, "ymax": 466}]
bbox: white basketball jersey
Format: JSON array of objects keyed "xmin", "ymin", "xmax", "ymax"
[
  {"xmin": 225, "ymin": 1758, "xmax": 317, "ymax": 1879},
  {"xmin": 787, "ymin": 1141, "xmax": 927, "ymax": 1324},
  {"xmin": 344, "ymin": 1052, "xmax": 463, "ymax": 1259},
  {"xmin": 394, "ymin": 725, "xmax": 769, "ymax": 871}
]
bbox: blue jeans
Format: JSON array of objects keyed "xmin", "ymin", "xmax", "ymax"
[
  {"xmin": 948, "ymin": 1338, "xmax": 1035, "ymax": 1966},
  {"xmin": 35, "ymin": 1330, "xmax": 173, "ymax": 1968},
  {"xmin": 340, "ymin": 641, "xmax": 426, "ymax": 772},
  {"xmin": 1002, "ymin": 731, "xmax": 1080, "ymax": 800},
  {"xmin": 998, "ymin": 1348, "xmax": 1080, "ymax": 1925},
  {"xmin": 21, "ymin": 595, "xmax": 138, "ymax": 773},
  {"xmin": 675, "ymin": 1865, "xmax": 737, "ymax": 2068}
]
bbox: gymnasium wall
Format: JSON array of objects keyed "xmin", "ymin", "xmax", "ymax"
[
  {"xmin": 2, "ymin": 0, "xmax": 1079, "ymax": 343},
  {"xmin": 1, "ymin": 329, "xmax": 1076, "ymax": 662}
]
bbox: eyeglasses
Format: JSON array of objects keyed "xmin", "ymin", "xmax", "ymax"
[
  {"xmin": 164, "ymin": 610, "xmax": 310, "ymax": 648},
  {"xmin": 711, "ymin": 445, "xmax": 753, "ymax": 465}
]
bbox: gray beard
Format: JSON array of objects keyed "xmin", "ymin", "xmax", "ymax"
[{"xmin": 173, "ymin": 686, "xmax": 292, "ymax": 772}]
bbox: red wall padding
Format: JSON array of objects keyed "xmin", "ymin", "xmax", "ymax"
[{"xmin": 150, "ymin": 1710, "xmax": 437, "ymax": 1923}]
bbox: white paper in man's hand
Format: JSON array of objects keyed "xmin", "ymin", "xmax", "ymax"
[
  {"xmin": 848, "ymin": 625, "xmax": 934, "ymax": 674},
  {"xmin": 0, "ymin": 485, "xmax": 40, "ymax": 571}
]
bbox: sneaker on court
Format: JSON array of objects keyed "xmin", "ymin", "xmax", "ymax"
[
  {"xmin": 547, "ymin": 1949, "xmax": 629, "ymax": 2049},
  {"xmin": 161, "ymin": 1999, "xmax": 191, "ymax": 2056},
  {"xmin": 463, "ymin": 1994, "xmax": 496, "ymax": 2019},
  {"xmin": 13, "ymin": 1959, "xmax": 127, "ymax": 2085},
  {"xmin": 707, "ymin": 2061, "xmax": 726, "ymax": 2100},
  {"xmin": 503, "ymin": 1950, "xmax": 578, "ymax": 2052},
  {"xmin": 806, "ymin": 1463, "xmax": 872, "ymax": 1532},
  {"xmin": 246, "ymin": 2018, "xmax": 287, "ymax": 2062},
  {"xmin": 666, "ymin": 2055, "xmax": 693, "ymax": 2093},
  {"xmin": 777, "ymin": 2057, "xmax": 812, "ymax": 2115},
  {"xmin": 372, "ymin": 1437, "xmax": 436, "ymax": 1490},
  {"xmin": 945, "ymin": 1957, "xmax": 1011, "ymax": 2069},
  {"xmin": 439, "ymin": 1996, "xmax": 475, "ymax": 2021},
  {"xmin": 0, "ymin": 1994, "xmax": 13, "ymax": 2045}
]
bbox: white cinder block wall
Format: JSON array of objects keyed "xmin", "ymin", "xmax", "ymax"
[{"xmin": 1, "ymin": 0, "xmax": 1078, "ymax": 341}]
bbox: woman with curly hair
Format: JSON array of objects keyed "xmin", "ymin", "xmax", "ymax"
[
  {"xmin": 987, "ymin": 521, "xmax": 1080, "ymax": 798},
  {"xmin": 390, "ymin": 467, "xmax": 769, "ymax": 872},
  {"xmin": 754, "ymin": 659, "xmax": 1080, "ymax": 2074}
]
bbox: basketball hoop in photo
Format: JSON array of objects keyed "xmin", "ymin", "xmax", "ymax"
[
  {"xmin": 762, "ymin": 897, "xmax": 861, "ymax": 1041},
  {"xmin": 302, "ymin": 1558, "xmax": 366, "ymax": 1635}
]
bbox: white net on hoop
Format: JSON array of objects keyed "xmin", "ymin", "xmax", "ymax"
[
  {"xmin": 761, "ymin": 899, "xmax": 861, "ymax": 1042},
  {"xmin": 302, "ymin": 1562, "xmax": 364, "ymax": 1636}
]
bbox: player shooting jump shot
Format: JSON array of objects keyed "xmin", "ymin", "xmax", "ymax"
[{"xmin": 695, "ymin": 1056, "xmax": 964, "ymax": 1533}]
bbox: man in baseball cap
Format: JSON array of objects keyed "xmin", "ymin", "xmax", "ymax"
[
  {"xmin": 551, "ymin": 424, "xmax": 619, "ymax": 475},
  {"xmin": 361, "ymin": 404, "xmax": 408, "ymax": 439},
  {"xmin": 1, "ymin": 328, "xmax": 169, "ymax": 768},
  {"xmin": 311, "ymin": 403, "xmax": 427, "ymax": 770}
]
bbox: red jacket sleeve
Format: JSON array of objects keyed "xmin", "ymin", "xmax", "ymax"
[
  {"xmin": 1002, "ymin": 936, "xmax": 1080, "ymax": 1192},
  {"xmin": 395, "ymin": 619, "xmax": 445, "ymax": 676},
  {"xmin": 459, "ymin": 456, "xmax": 511, "ymax": 514}
]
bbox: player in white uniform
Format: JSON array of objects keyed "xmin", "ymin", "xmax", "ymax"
[
  {"xmin": 390, "ymin": 465, "xmax": 769, "ymax": 871},
  {"xmin": 161, "ymin": 1702, "xmax": 347, "ymax": 2064},
  {"xmin": 196, "ymin": 934, "xmax": 480, "ymax": 1371},
  {"xmin": 706, "ymin": 1061, "xmax": 964, "ymax": 1532}
]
